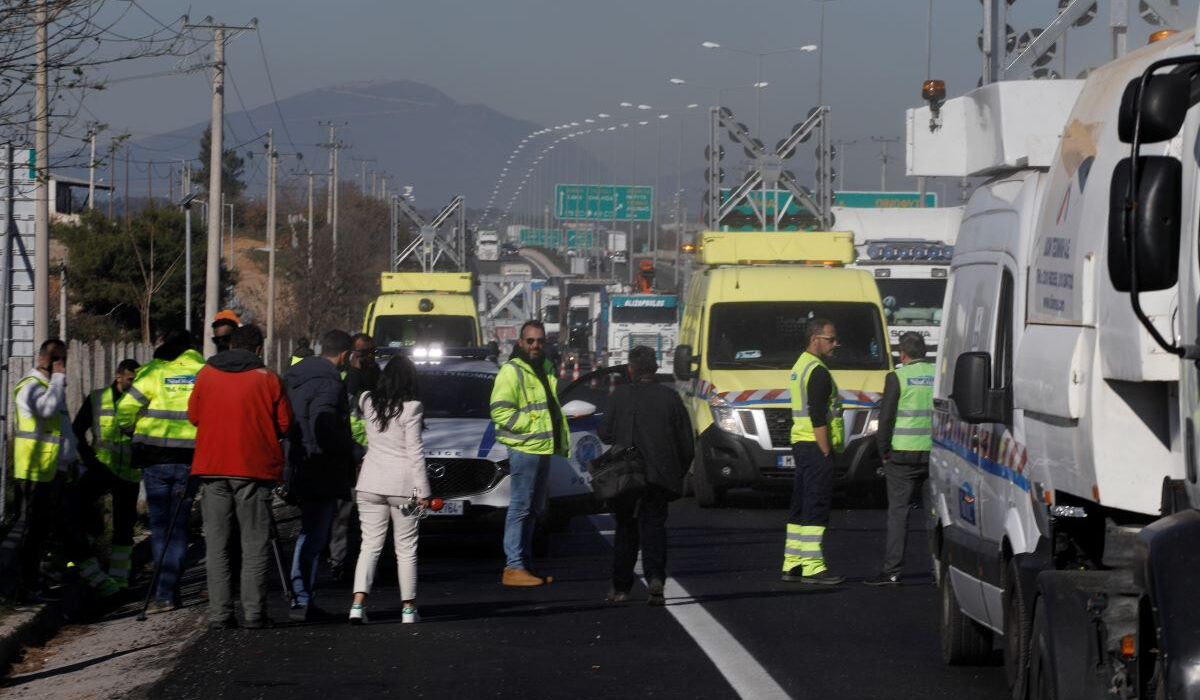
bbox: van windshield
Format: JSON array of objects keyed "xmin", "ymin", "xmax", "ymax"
[
  {"xmin": 876, "ymin": 278, "xmax": 947, "ymax": 327},
  {"xmin": 706, "ymin": 302, "xmax": 889, "ymax": 370},
  {"xmin": 374, "ymin": 315, "xmax": 477, "ymax": 348}
]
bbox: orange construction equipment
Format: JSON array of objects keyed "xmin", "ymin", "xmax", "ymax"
[{"xmin": 634, "ymin": 259, "xmax": 655, "ymax": 293}]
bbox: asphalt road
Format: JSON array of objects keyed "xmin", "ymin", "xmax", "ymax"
[{"xmin": 147, "ymin": 493, "xmax": 1008, "ymax": 699}]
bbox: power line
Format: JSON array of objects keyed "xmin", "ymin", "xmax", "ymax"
[{"xmin": 256, "ymin": 29, "xmax": 297, "ymax": 154}]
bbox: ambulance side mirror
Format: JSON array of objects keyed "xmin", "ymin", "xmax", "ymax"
[
  {"xmin": 1117, "ymin": 74, "xmax": 1190, "ymax": 144},
  {"xmin": 1107, "ymin": 156, "xmax": 1182, "ymax": 292},
  {"xmin": 952, "ymin": 352, "xmax": 1005, "ymax": 424},
  {"xmin": 673, "ymin": 344, "xmax": 697, "ymax": 380}
]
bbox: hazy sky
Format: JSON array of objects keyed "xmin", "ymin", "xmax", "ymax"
[{"xmin": 78, "ymin": 0, "xmax": 1200, "ymax": 200}]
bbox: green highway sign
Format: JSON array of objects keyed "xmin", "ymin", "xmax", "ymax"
[
  {"xmin": 834, "ymin": 191, "xmax": 937, "ymax": 208},
  {"xmin": 517, "ymin": 227, "xmax": 594, "ymax": 249},
  {"xmin": 565, "ymin": 229, "xmax": 593, "ymax": 248},
  {"xmin": 555, "ymin": 184, "xmax": 652, "ymax": 221},
  {"xmin": 720, "ymin": 188, "xmax": 803, "ymax": 218}
]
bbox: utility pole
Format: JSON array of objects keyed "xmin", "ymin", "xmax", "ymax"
[
  {"xmin": 123, "ymin": 147, "xmax": 129, "ymax": 228},
  {"xmin": 265, "ymin": 129, "xmax": 277, "ymax": 359},
  {"xmin": 187, "ymin": 18, "xmax": 257, "ymax": 357},
  {"xmin": 319, "ymin": 122, "xmax": 347, "ymax": 267},
  {"xmin": 33, "ymin": 0, "xmax": 48, "ymax": 345},
  {"xmin": 871, "ymin": 136, "xmax": 901, "ymax": 191},
  {"xmin": 87, "ymin": 124, "xmax": 102, "ymax": 210},
  {"xmin": 109, "ymin": 139, "xmax": 116, "ymax": 219}
]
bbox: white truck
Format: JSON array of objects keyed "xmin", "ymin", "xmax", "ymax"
[
  {"xmin": 607, "ymin": 230, "xmax": 628, "ymax": 264},
  {"xmin": 908, "ymin": 28, "xmax": 1200, "ymax": 700},
  {"xmin": 839, "ymin": 206, "xmax": 962, "ymax": 360},
  {"xmin": 475, "ymin": 229, "xmax": 499, "ymax": 262},
  {"xmin": 606, "ymin": 293, "xmax": 678, "ymax": 375}
]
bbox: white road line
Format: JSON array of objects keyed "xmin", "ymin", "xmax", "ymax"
[{"xmin": 588, "ymin": 516, "xmax": 792, "ymax": 700}]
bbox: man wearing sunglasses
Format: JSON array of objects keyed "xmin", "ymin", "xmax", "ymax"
[
  {"xmin": 781, "ymin": 317, "xmax": 845, "ymax": 586},
  {"xmin": 489, "ymin": 320, "xmax": 570, "ymax": 587}
]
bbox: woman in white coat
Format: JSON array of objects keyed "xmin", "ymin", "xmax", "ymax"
[{"xmin": 349, "ymin": 354, "xmax": 429, "ymax": 624}]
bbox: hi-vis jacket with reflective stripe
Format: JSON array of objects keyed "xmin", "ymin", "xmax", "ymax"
[
  {"xmin": 90, "ymin": 386, "xmax": 138, "ymax": 482},
  {"xmin": 489, "ymin": 356, "xmax": 569, "ymax": 456},
  {"xmin": 789, "ymin": 351, "xmax": 845, "ymax": 450},
  {"xmin": 13, "ymin": 372, "xmax": 72, "ymax": 482},
  {"xmin": 116, "ymin": 349, "xmax": 204, "ymax": 456},
  {"xmin": 891, "ymin": 361, "xmax": 934, "ymax": 452}
]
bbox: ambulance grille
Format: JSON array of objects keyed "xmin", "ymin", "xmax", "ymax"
[
  {"xmin": 425, "ymin": 458, "xmax": 505, "ymax": 499},
  {"xmin": 763, "ymin": 409, "xmax": 792, "ymax": 448}
]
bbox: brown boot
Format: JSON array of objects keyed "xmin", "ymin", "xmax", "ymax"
[{"xmin": 502, "ymin": 567, "xmax": 550, "ymax": 587}]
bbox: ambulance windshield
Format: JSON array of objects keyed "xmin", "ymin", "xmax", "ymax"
[{"xmin": 706, "ymin": 301, "xmax": 889, "ymax": 371}]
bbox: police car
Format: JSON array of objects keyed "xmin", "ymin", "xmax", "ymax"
[{"xmin": 396, "ymin": 350, "xmax": 608, "ymax": 520}]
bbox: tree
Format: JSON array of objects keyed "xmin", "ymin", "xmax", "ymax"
[
  {"xmin": 192, "ymin": 125, "xmax": 247, "ymax": 201},
  {"xmin": 56, "ymin": 207, "xmax": 221, "ymax": 342}
]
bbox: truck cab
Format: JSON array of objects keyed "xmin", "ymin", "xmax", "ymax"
[
  {"xmin": 607, "ymin": 293, "xmax": 679, "ymax": 375},
  {"xmin": 673, "ymin": 232, "xmax": 892, "ymax": 506},
  {"xmin": 363, "ymin": 272, "xmax": 482, "ymax": 349}
]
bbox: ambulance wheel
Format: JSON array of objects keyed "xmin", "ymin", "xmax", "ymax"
[
  {"xmin": 692, "ymin": 455, "xmax": 723, "ymax": 508},
  {"xmin": 1003, "ymin": 558, "xmax": 1032, "ymax": 699},
  {"xmin": 939, "ymin": 559, "xmax": 993, "ymax": 665}
]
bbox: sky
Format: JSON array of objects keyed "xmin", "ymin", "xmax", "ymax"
[{"xmin": 74, "ymin": 0, "xmax": 1200, "ymax": 205}]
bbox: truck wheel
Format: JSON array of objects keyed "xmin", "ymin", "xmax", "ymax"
[
  {"xmin": 692, "ymin": 453, "xmax": 723, "ymax": 508},
  {"xmin": 1027, "ymin": 599, "xmax": 1056, "ymax": 700},
  {"xmin": 940, "ymin": 560, "xmax": 994, "ymax": 665},
  {"xmin": 1003, "ymin": 558, "xmax": 1032, "ymax": 699}
]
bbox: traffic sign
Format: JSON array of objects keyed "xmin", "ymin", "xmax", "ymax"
[
  {"xmin": 555, "ymin": 184, "xmax": 652, "ymax": 221},
  {"xmin": 834, "ymin": 191, "xmax": 937, "ymax": 208},
  {"xmin": 517, "ymin": 227, "xmax": 593, "ymax": 249}
]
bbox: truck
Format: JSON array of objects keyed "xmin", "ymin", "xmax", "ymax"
[
  {"xmin": 908, "ymin": 28, "xmax": 1200, "ymax": 700},
  {"xmin": 535, "ymin": 283, "xmax": 561, "ymax": 342},
  {"xmin": 607, "ymin": 230, "xmax": 628, "ymax": 264},
  {"xmin": 606, "ymin": 293, "xmax": 678, "ymax": 375},
  {"xmin": 475, "ymin": 229, "xmax": 499, "ymax": 262},
  {"xmin": 362, "ymin": 272, "xmax": 481, "ymax": 349},
  {"xmin": 673, "ymin": 232, "xmax": 892, "ymax": 506},
  {"xmin": 838, "ymin": 206, "xmax": 962, "ymax": 360}
]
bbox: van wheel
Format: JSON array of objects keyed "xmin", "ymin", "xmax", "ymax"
[
  {"xmin": 1027, "ymin": 599, "xmax": 1056, "ymax": 700},
  {"xmin": 940, "ymin": 559, "xmax": 994, "ymax": 665},
  {"xmin": 1003, "ymin": 558, "xmax": 1032, "ymax": 699},
  {"xmin": 692, "ymin": 453, "xmax": 723, "ymax": 508}
]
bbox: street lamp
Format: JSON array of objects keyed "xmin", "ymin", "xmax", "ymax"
[
  {"xmin": 701, "ymin": 40, "xmax": 818, "ymax": 134},
  {"xmin": 177, "ymin": 192, "xmax": 198, "ymax": 333}
]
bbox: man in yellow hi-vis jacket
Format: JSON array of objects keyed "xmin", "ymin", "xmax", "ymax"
[
  {"xmin": 781, "ymin": 318, "xmax": 846, "ymax": 586},
  {"xmin": 489, "ymin": 320, "xmax": 569, "ymax": 588}
]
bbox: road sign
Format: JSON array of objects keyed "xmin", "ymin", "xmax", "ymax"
[
  {"xmin": 517, "ymin": 228, "xmax": 593, "ymax": 249},
  {"xmin": 555, "ymin": 184, "xmax": 652, "ymax": 221},
  {"xmin": 565, "ymin": 229, "xmax": 593, "ymax": 248},
  {"xmin": 834, "ymin": 191, "xmax": 937, "ymax": 208}
]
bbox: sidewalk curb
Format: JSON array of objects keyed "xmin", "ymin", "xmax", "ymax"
[{"xmin": 0, "ymin": 581, "xmax": 87, "ymax": 671}]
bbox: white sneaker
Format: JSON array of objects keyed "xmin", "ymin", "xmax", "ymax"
[
  {"xmin": 348, "ymin": 604, "xmax": 367, "ymax": 625},
  {"xmin": 402, "ymin": 606, "xmax": 420, "ymax": 624}
]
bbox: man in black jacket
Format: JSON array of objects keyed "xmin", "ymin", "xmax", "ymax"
[
  {"xmin": 598, "ymin": 346, "xmax": 694, "ymax": 606},
  {"xmin": 285, "ymin": 329, "xmax": 355, "ymax": 620}
]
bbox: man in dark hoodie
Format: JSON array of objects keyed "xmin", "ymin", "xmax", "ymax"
[
  {"xmin": 190, "ymin": 324, "xmax": 293, "ymax": 630},
  {"xmin": 285, "ymin": 329, "xmax": 355, "ymax": 620}
]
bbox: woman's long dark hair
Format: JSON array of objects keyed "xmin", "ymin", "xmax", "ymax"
[{"xmin": 369, "ymin": 354, "xmax": 421, "ymax": 432}]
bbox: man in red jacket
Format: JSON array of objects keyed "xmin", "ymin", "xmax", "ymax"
[{"xmin": 189, "ymin": 324, "xmax": 293, "ymax": 630}]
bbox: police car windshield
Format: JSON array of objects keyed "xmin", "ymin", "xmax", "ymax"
[
  {"xmin": 876, "ymin": 279, "xmax": 946, "ymax": 327},
  {"xmin": 374, "ymin": 315, "xmax": 476, "ymax": 349},
  {"xmin": 417, "ymin": 368, "xmax": 494, "ymax": 419},
  {"xmin": 707, "ymin": 301, "xmax": 889, "ymax": 371}
]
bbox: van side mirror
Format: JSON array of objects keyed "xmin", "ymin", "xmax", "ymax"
[
  {"xmin": 1118, "ymin": 74, "xmax": 1190, "ymax": 144},
  {"xmin": 1107, "ymin": 156, "xmax": 1182, "ymax": 292},
  {"xmin": 952, "ymin": 352, "xmax": 1007, "ymax": 424},
  {"xmin": 673, "ymin": 344, "xmax": 698, "ymax": 380}
]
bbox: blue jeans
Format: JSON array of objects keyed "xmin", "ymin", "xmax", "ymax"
[
  {"xmin": 143, "ymin": 463, "xmax": 195, "ymax": 603},
  {"xmin": 503, "ymin": 450, "xmax": 552, "ymax": 570},
  {"xmin": 290, "ymin": 496, "xmax": 337, "ymax": 608}
]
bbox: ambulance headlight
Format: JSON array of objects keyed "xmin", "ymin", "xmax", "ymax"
[{"xmin": 708, "ymin": 394, "xmax": 743, "ymax": 435}]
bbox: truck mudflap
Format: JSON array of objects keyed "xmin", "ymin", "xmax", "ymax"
[
  {"xmin": 1136, "ymin": 508, "xmax": 1200, "ymax": 700},
  {"xmin": 1033, "ymin": 569, "xmax": 1144, "ymax": 700}
]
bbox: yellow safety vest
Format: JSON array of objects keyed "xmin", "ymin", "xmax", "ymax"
[
  {"xmin": 489, "ymin": 357, "xmax": 570, "ymax": 456},
  {"xmin": 789, "ymin": 351, "xmax": 845, "ymax": 451},
  {"xmin": 116, "ymin": 350, "xmax": 204, "ymax": 451},
  {"xmin": 90, "ymin": 386, "xmax": 138, "ymax": 482},
  {"xmin": 891, "ymin": 361, "xmax": 935, "ymax": 452},
  {"xmin": 13, "ymin": 374, "xmax": 65, "ymax": 483}
]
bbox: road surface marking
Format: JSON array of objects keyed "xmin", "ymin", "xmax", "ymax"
[{"xmin": 589, "ymin": 516, "xmax": 792, "ymax": 700}]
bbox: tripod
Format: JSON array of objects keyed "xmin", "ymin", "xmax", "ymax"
[{"xmin": 138, "ymin": 480, "xmax": 297, "ymax": 620}]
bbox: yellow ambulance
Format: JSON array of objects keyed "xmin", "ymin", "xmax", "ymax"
[
  {"xmin": 363, "ymin": 272, "xmax": 481, "ymax": 349},
  {"xmin": 673, "ymin": 232, "xmax": 891, "ymax": 506}
]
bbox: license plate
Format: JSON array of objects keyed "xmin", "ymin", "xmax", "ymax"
[
  {"xmin": 427, "ymin": 499, "xmax": 464, "ymax": 516},
  {"xmin": 776, "ymin": 454, "xmax": 795, "ymax": 468}
]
